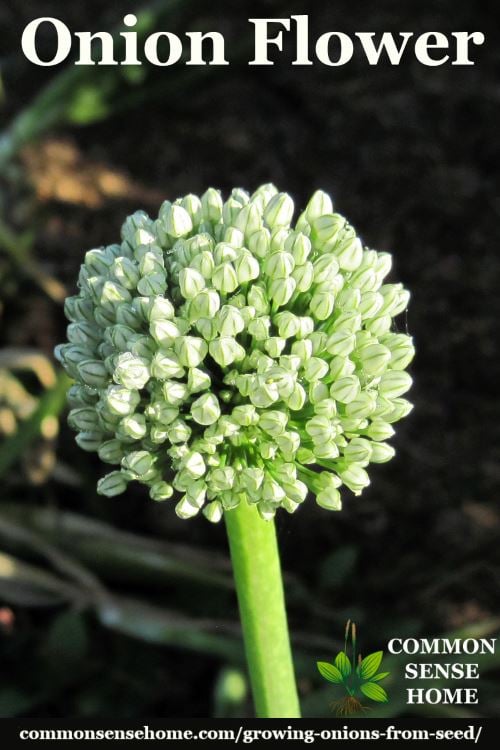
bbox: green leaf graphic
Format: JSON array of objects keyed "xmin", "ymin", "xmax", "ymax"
[
  {"xmin": 334, "ymin": 651, "xmax": 352, "ymax": 678},
  {"xmin": 359, "ymin": 651, "xmax": 383, "ymax": 680},
  {"xmin": 317, "ymin": 661, "xmax": 343, "ymax": 684},
  {"xmin": 360, "ymin": 682, "xmax": 389, "ymax": 703},
  {"xmin": 371, "ymin": 672, "xmax": 390, "ymax": 682}
]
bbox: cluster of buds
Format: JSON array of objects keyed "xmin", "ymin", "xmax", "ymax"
[{"xmin": 56, "ymin": 185, "xmax": 414, "ymax": 522}]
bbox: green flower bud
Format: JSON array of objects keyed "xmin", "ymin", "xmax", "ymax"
[
  {"xmin": 149, "ymin": 481, "xmax": 174, "ymax": 501},
  {"xmin": 365, "ymin": 419, "xmax": 395, "ymax": 442},
  {"xmin": 305, "ymin": 190, "xmax": 334, "ymax": 221},
  {"xmin": 68, "ymin": 407, "xmax": 99, "ymax": 432},
  {"xmin": 180, "ymin": 194, "xmax": 202, "ymax": 225},
  {"xmin": 344, "ymin": 391, "xmax": 377, "ymax": 419},
  {"xmin": 75, "ymin": 430, "xmax": 104, "ymax": 452},
  {"xmin": 149, "ymin": 350, "xmax": 184, "ymax": 380},
  {"xmin": 64, "ymin": 295, "xmax": 94, "ymax": 323},
  {"xmin": 268, "ymin": 277, "xmax": 296, "ymax": 307},
  {"xmin": 339, "ymin": 464, "xmax": 370, "ymax": 495},
  {"xmin": 382, "ymin": 334, "xmax": 415, "ymax": 370},
  {"xmin": 334, "ymin": 235, "xmax": 363, "ymax": 272},
  {"xmin": 365, "ymin": 314, "xmax": 392, "ymax": 336},
  {"xmin": 311, "ymin": 214, "xmax": 345, "ymax": 249},
  {"xmin": 285, "ymin": 232, "xmax": 311, "ymax": 264},
  {"xmin": 384, "ymin": 397, "xmax": 413, "ymax": 423},
  {"xmin": 211, "ymin": 262, "xmax": 238, "ymax": 294},
  {"xmin": 98, "ymin": 439, "xmax": 124, "ymax": 464},
  {"xmin": 162, "ymin": 380, "xmax": 189, "ymax": 406},
  {"xmin": 308, "ymin": 381, "xmax": 330, "ymax": 404},
  {"xmin": 175, "ymin": 496, "xmax": 201, "ymax": 519},
  {"xmin": 97, "ymin": 471, "xmax": 128, "ymax": 497},
  {"xmin": 77, "ymin": 359, "xmax": 109, "ymax": 388},
  {"xmin": 310, "ymin": 291, "xmax": 335, "ymax": 321}
]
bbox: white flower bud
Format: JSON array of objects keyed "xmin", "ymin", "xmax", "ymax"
[
  {"xmin": 247, "ymin": 316, "xmax": 271, "ymax": 341},
  {"xmin": 316, "ymin": 487, "xmax": 342, "ymax": 511},
  {"xmin": 264, "ymin": 192, "xmax": 294, "ymax": 228},
  {"xmin": 291, "ymin": 339, "xmax": 313, "ymax": 363},
  {"xmin": 180, "ymin": 194, "xmax": 202, "ymax": 225},
  {"xmin": 308, "ymin": 381, "xmax": 330, "ymax": 404},
  {"xmin": 384, "ymin": 397, "xmax": 413, "ymax": 423},
  {"xmin": 370, "ymin": 442, "xmax": 396, "ymax": 463},
  {"xmin": 209, "ymin": 337, "xmax": 245, "ymax": 367},
  {"xmin": 358, "ymin": 343, "xmax": 391, "ymax": 378},
  {"xmin": 203, "ymin": 501, "xmax": 223, "ymax": 523},
  {"xmin": 330, "ymin": 374, "xmax": 360, "ymax": 404},
  {"xmin": 179, "ymin": 267, "xmax": 206, "ymax": 300},
  {"xmin": 310, "ymin": 291, "xmax": 335, "ymax": 321},
  {"xmin": 344, "ymin": 437, "xmax": 372, "ymax": 465},
  {"xmin": 146, "ymin": 402, "xmax": 179, "ymax": 426},
  {"xmin": 268, "ymin": 277, "xmax": 296, "ymax": 307},
  {"xmin": 150, "ymin": 350, "xmax": 184, "ymax": 379},
  {"xmin": 234, "ymin": 203, "xmax": 262, "ymax": 238},
  {"xmin": 175, "ymin": 496, "xmax": 201, "ymax": 519},
  {"xmin": 212, "ymin": 262, "xmax": 238, "ymax": 294},
  {"xmin": 365, "ymin": 420, "xmax": 395, "ymax": 442},
  {"xmin": 302, "ymin": 357, "xmax": 328, "ymax": 383},
  {"xmin": 191, "ymin": 393, "xmax": 221, "ymax": 425},
  {"xmin": 64, "ymin": 296, "xmax": 94, "ymax": 323},
  {"xmin": 305, "ymin": 190, "xmax": 334, "ymax": 222},
  {"xmin": 344, "ymin": 392, "xmax": 377, "ymax": 419},
  {"xmin": 217, "ymin": 306, "xmax": 245, "ymax": 337},
  {"xmin": 249, "ymin": 379, "xmax": 280, "ymax": 408},
  {"xmin": 97, "ymin": 471, "xmax": 128, "ymax": 497},
  {"xmin": 285, "ymin": 232, "xmax": 312, "ymax": 265},
  {"xmin": 119, "ymin": 413, "xmax": 147, "ymax": 440},
  {"xmin": 306, "ymin": 416, "xmax": 333, "ymax": 441},
  {"xmin": 259, "ymin": 410, "xmax": 288, "ymax": 437},
  {"xmin": 114, "ymin": 353, "xmax": 150, "ymax": 390},
  {"xmin": 122, "ymin": 450, "xmax": 156, "ymax": 478},
  {"xmin": 379, "ymin": 370, "xmax": 412, "ymax": 399},
  {"xmin": 326, "ymin": 331, "xmax": 356, "ymax": 357},
  {"xmin": 136, "ymin": 273, "xmax": 167, "ymax": 296},
  {"xmin": 248, "ymin": 228, "xmax": 271, "ymax": 259},
  {"xmin": 340, "ymin": 464, "xmax": 370, "ymax": 495},
  {"xmin": 311, "ymin": 214, "xmax": 345, "ymax": 250},
  {"xmin": 201, "ymin": 188, "xmax": 223, "ymax": 222},
  {"xmin": 174, "ymin": 336, "xmax": 208, "ymax": 368},
  {"xmin": 164, "ymin": 204, "xmax": 193, "ymax": 238},
  {"xmin": 264, "ymin": 252, "xmax": 295, "ymax": 279},
  {"xmin": 208, "ymin": 466, "xmax": 235, "ymax": 492},
  {"xmin": 382, "ymin": 334, "xmax": 415, "ymax": 370},
  {"xmin": 291, "ymin": 261, "xmax": 314, "ymax": 293},
  {"xmin": 234, "ymin": 252, "xmax": 260, "ymax": 284},
  {"xmin": 149, "ymin": 319, "xmax": 181, "ymax": 348},
  {"xmin": 162, "ymin": 380, "xmax": 189, "ymax": 406},
  {"xmin": 366, "ymin": 314, "xmax": 392, "ymax": 336},
  {"xmin": 313, "ymin": 398, "xmax": 337, "ymax": 418}
]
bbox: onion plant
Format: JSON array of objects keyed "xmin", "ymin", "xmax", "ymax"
[{"xmin": 56, "ymin": 184, "xmax": 414, "ymax": 717}]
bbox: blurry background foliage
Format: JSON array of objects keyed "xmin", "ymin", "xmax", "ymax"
[{"xmin": 0, "ymin": 0, "xmax": 499, "ymax": 718}]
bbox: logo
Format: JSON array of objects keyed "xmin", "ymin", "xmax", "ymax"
[{"xmin": 317, "ymin": 620, "xmax": 390, "ymax": 715}]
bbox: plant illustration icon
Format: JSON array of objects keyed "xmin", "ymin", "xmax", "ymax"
[{"xmin": 317, "ymin": 621, "xmax": 390, "ymax": 715}]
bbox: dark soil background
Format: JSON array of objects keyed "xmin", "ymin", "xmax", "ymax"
[{"xmin": 0, "ymin": 0, "xmax": 498, "ymax": 718}]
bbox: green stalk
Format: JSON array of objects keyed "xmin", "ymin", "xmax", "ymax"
[{"xmin": 225, "ymin": 500, "xmax": 301, "ymax": 718}]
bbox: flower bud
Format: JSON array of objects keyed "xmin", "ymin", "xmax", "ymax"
[
  {"xmin": 268, "ymin": 277, "xmax": 296, "ymax": 307},
  {"xmin": 303, "ymin": 357, "xmax": 329, "ymax": 382},
  {"xmin": 212, "ymin": 263, "xmax": 238, "ymax": 294},
  {"xmin": 191, "ymin": 393, "xmax": 221, "ymax": 425},
  {"xmin": 179, "ymin": 267, "xmax": 206, "ymax": 300},
  {"xmin": 200, "ymin": 188, "xmax": 223, "ymax": 223},
  {"xmin": 77, "ymin": 360, "xmax": 109, "ymax": 388},
  {"xmin": 175, "ymin": 497, "xmax": 201, "ymax": 519},
  {"xmin": 310, "ymin": 291, "xmax": 335, "ymax": 321},
  {"xmin": 180, "ymin": 194, "xmax": 202, "ymax": 225},
  {"xmin": 248, "ymin": 228, "xmax": 271, "ymax": 259},
  {"xmin": 203, "ymin": 501, "xmax": 223, "ymax": 523},
  {"xmin": 149, "ymin": 481, "xmax": 174, "ymax": 501},
  {"xmin": 365, "ymin": 419, "xmax": 395, "ymax": 442},
  {"xmin": 97, "ymin": 471, "xmax": 128, "ymax": 497},
  {"xmin": 217, "ymin": 306, "xmax": 245, "ymax": 338},
  {"xmin": 164, "ymin": 204, "xmax": 193, "ymax": 238},
  {"xmin": 365, "ymin": 314, "xmax": 392, "ymax": 336},
  {"xmin": 316, "ymin": 487, "xmax": 342, "ymax": 510},
  {"xmin": 259, "ymin": 410, "xmax": 288, "ymax": 437},
  {"xmin": 264, "ymin": 251, "xmax": 295, "ymax": 279},
  {"xmin": 209, "ymin": 337, "xmax": 245, "ymax": 367},
  {"xmin": 174, "ymin": 336, "xmax": 208, "ymax": 368},
  {"xmin": 370, "ymin": 442, "xmax": 396, "ymax": 463},
  {"xmin": 113, "ymin": 353, "xmax": 150, "ymax": 390},
  {"xmin": 75, "ymin": 431, "xmax": 104, "ymax": 452},
  {"xmin": 358, "ymin": 343, "xmax": 391, "ymax": 378},
  {"xmin": 264, "ymin": 193, "xmax": 294, "ymax": 228},
  {"xmin": 334, "ymin": 235, "xmax": 363, "ymax": 272},
  {"xmin": 310, "ymin": 214, "xmax": 345, "ymax": 250},
  {"xmin": 122, "ymin": 450, "xmax": 156, "ymax": 478},
  {"xmin": 330, "ymin": 375, "xmax": 360, "ymax": 404},
  {"xmin": 285, "ymin": 232, "xmax": 311, "ymax": 265},
  {"xmin": 308, "ymin": 381, "xmax": 329, "ymax": 404},
  {"xmin": 344, "ymin": 392, "xmax": 377, "ymax": 419},
  {"xmin": 343, "ymin": 437, "xmax": 372, "ymax": 465},
  {"xmin": 379, "ymin": 370, "xmax": 412, "ymax": 399},
  {"xmin": 382, "ymin": 334, "xmax": 415, "ymax": 370},
  {"xmin": 234, "ymin": 252, "xmax": 260, "ymax": 284},
  {"xmin": 119, "ymin": 413, "xmax": 147, "ymax": 440},
  {"xmin": 97, "ymin": 439, "xmax": 123, "ymax": 465},
  {"xmin": 326, "ymin": 331, "xmax": 356, "ymax": 357}
]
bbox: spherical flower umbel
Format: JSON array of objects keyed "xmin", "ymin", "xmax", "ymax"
[{"xmin": 56, "ymin": 185, "xmax": 414, "ymax": 522}]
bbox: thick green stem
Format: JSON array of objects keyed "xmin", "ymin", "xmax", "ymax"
[{"xmin": 225, "ymin": 500, "xmax": 301, "ymax": 718}]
